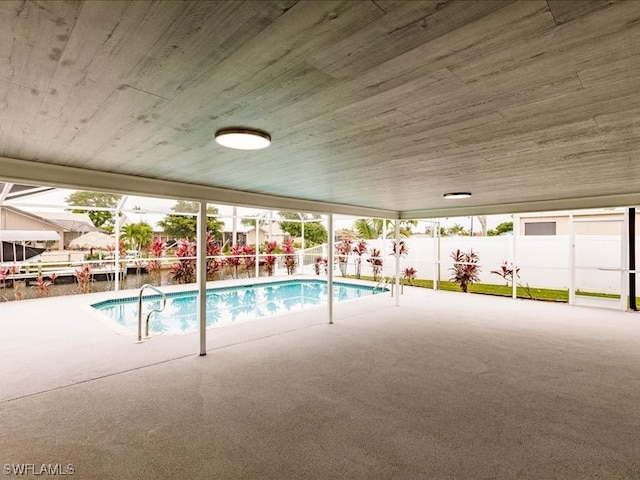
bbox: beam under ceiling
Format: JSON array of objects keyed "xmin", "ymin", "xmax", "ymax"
[
  {"xmin": 401, "ymin": 193, "xmax": 640, "ymax": 220},
  {"xmin": 0, "ymin": 156, "xmax": 399, "ymax": 219}
]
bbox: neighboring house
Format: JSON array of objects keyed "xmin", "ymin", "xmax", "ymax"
[
  {"xmin": 121, "ymin": 214, "xmax": 289, "ymax": 248},
  {"xmin": 518, "ymin": 209, "xmax": 640, "ymax": 236},
  {"xmin": 218, "ymin": 220, "xmax": 291, "ymax": 247},
  {"xmin": 246, "ymin": 222, "xmax": 290, "ymax": 246},
  {"xmin": 0, "ymin": 206, "xmax": 98, "ymax": 249}
]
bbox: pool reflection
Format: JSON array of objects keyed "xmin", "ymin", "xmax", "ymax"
[{"xmin": 93, "ymin": 280, "xmax": 379, "ymax": 334}]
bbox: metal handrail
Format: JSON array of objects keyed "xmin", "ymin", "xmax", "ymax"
[
  {"xmin": 373, "ymin": 275, "xmax": 404, "ymax": 296},
  {"xmin": 137, "ymin": 284, "xmax": 167, "ymax": 343},
  {"xmin": 373, "ymin": 276, "xmax": 389, "ymax": 293}
]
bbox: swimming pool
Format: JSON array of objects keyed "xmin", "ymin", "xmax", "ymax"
[{"xmin": 92, "ymin": 279, "xmax": 383, "ymax": 334}]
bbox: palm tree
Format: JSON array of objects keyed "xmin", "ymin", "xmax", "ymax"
[
  {"xmin": 353, "ymin": 219, "xmax": 417, "ymax": 239},
  {"xmin": 447, "ymin": 223, "xmax": 469, "ymax": 236},
  {"xmin": 121, "ymin": 222, "xmax": 154, "ymax": 253},
  {"xmin": 353, "ymin": 219, "xmax": 381, "ymax": 239}
]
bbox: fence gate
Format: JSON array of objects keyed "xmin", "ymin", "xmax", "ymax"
[{"xmin": 570, "ymin": 211, "xmax": 632, "ymax": 311}]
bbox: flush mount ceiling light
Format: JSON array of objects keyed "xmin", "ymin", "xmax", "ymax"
[
  {"xmin": 443, "ymin": 192, "xmax": 472, "ymax": 199},
  {"xmin": 214, "ymin": 128, "xmax": 271, "ymax": 150}
]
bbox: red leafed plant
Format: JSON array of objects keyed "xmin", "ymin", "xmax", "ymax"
[
  {"xmin": 206, "ymin": 236, "xmax": 222, "ymax": 280},
  {"xmin": 402, "ymin": 267, "xmax": 417, "ymax": 285},
  {"xmin": 336, "ymin": 238, "xmax": 353, "ymax": 277},
  {"xmin": 391, "ymin": 240, "xmax": 408, "ymax": 257},
  {"xmin": 263, "ymin": 241, "xmax": 279, "ymax": 276},
  {"xmin": 449, "ymin": 249, "xmax": 481, "ymax": 292},
  {"xmin": 0, "ymin": 268, "xmax": 7, "ymax": 297},
  {"xmin": 1, "ymin": 266, "xmax": 25, "ymax": 301},
  {"xmin": 74, "ymin": 265, "xmax": 93, "ymax": 294},
  {"xmin": 242, "ymin": 244, "xmax": 256, "ymax": 277},
  {"xmin": 147, "ymin": 238, "xmax": 165, "ymax": 278},
  {"xmin": 314, "ymin": 256, "xmax": 328, "ymax": 276},
  {"xmin": 1, "ymin": 266, "xmax": 22, "ymax": 301},
  {"xmin": 352, "ymin": 240, "xmax": 368, "ymax": 279},
  {"xmin": 282, "ymin": 239, "xmax": 297, "ymax": 275},
  {"xmin": 226, "ymin": 244, "xmax": 243, "ymax": 279},
  {"xmin": 35, "ymin": 275, "xmax": 53, "ymax": 297},
  {"xmin": 367, "ymin": 248, "xmax": 383, "ymax": 281},
  {"xmin": 171, "ymin": 238, "xmax": 197, "ymax": 284},
  {"xmin": 170, "ymin": 233, "xmax": 220, "ymax": 283},
  {"xmin": 491, "ymin": 261, "xmax": 534, "ymax": 299},
  {"xmin": 133, "ymin": 260, "xmax": 146, "ymax": 275},
  {"xmin": 150, "ymin": 239, "xmax": 164, "ymax": 258}
]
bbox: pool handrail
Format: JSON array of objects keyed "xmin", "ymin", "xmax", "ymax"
[
  {"xmin": 137, "ymin": 284, "xmax": 167, "ymax": 343},
  {"xmin": 373, "ymin": 276, "xmax": 403, "ymax": 296}
]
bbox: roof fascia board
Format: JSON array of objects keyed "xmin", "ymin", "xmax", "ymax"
[{"xmin": 0, "ymin": 156, "xmax": 400, "ymax": 220}]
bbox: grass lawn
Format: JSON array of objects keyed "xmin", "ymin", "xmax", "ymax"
[{"xmin": 349, "ymin": 275, "xmax": 637, "ymax": 304}]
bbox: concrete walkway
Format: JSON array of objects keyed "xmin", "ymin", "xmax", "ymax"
[{"xmin": 1, "ymin": 284, "xmax": 640, "ymax": 479}]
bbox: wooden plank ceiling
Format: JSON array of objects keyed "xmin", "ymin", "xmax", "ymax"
[{"xmin": 0, "ymin": 0, "xmax": 639, "ymax": 217}]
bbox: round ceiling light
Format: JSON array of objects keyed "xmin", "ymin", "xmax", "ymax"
[
  {"xmin": 443, "ymin": 192, "xmax": 472, "ymax": 199},
  {"xmin": 214, "ymin": 128, "xmax": 271, "ymax": 150}
]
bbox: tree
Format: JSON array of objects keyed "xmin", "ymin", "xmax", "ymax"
[
  {"xmin": 424, "ymin": 225, "xmax": 448, "ymax": 236},
  {"xmin": 353, "ymin": 219, "xmax": 417, "ymax": 239},
  {"xmin": 477, "ymin": 215, "xmax": 488, "ymax": 236},
  {"xmin": 488, "ymin": 221, "xmax": 513, "ymax": 236},
  {"xmin": 65, "ymin": 191, "xmax": 122, "ymax": 233},
  {"xmin": 354, "ymin": 218, "xmax": 380, "ymax": 239},
  {"xmin": 446, "ymin": 223, "xmax": 469, "ymax": 236},
  {"xmin": 240, "ymin": 216, "xmax": 267, "ymax": 228},
  {"xmin": 121, "ymin": 222, "xmax": 154, "ymax": 252},
  {"xmin": 158, "ymin": 200, "xmax": 224, "ymax": 241},
  {"xmin": 278, "ymin": 212, "xmax": 327, "ymax": 246}
]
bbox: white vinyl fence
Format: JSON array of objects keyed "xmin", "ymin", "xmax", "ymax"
[{"xmin": 328, "ymin": 234, "xmax": 630, "ymax": 295}]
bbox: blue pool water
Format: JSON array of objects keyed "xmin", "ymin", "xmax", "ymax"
[{"xmin": 92, "ymin": 280, "xmax": 382, "ymax": 334}]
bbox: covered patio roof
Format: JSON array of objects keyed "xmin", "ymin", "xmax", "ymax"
[{"xmin": 0, "ymin": 1, "xmax": 638, "ymax": 218}]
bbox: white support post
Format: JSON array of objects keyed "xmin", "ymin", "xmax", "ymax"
[
  {"xmin": 114, "ymin": 218, "xmax": 121, "ymax": 291},
  {"xmin": 395, "ymin": 221, "xmax": 400, "ymax": 306},
  {"xmin": 232, "ymin": 206, "xmax": 237, "ymax": 247},
  {"xmin": 621, "ymin": 209, "xmax": 629, "ymax": 311},
  {"xmin": 269, "ymin": 211, "xmax": 273, "ymax": 238},
  {"xmin": 382, "ymin": 220, "xmax": 387, "ymax": 275},
  {"xmin": 433, "ymin": 221, "xmax": 439, "ymax": 290},
  {"xmin": 197, "ymin": 201, "xmax": 207, "ymax": 356},
  {"xmin": 512, "ymin": 214, "xmax": 518, "ymax": 299},
  {"xmin": 255, "ymin": 220, "xmax": 260, "ymax": 278},
  {"xmin": 569, "ymin": 213, "xmax": 576, "ymax": 305},
  {"xmin": 300, "ymin": 218, "xmax": 305, "ymax": 275},
  {"xmin": 113, "ymin": 195, "xmax": 128, "ymax": 292},
  {"xmin": 327, "ymin": 214, "xmax": 334, "ymax": 324}
]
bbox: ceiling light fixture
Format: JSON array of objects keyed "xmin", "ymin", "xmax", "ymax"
[
  {"xmin": 214, "ymin": 128, "xmax": 271, "ymax": 150},
  {"xmin": 443, "ymin": 192, "xmax": 472, "ymax": 199}
]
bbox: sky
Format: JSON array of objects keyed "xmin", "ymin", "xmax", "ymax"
[{"xmin": 6, "ymin": 187, "xmax": 512, "ymax": 234}]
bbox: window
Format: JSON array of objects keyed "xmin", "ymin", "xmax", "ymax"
[{"xmin": 524, "ymin": 221, "xmax": 556, "ymax": 235}]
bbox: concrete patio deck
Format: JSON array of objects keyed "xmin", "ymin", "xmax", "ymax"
[{"xmin": 1, "ymin": 281, "xmax": 639, "ymax": 479}]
